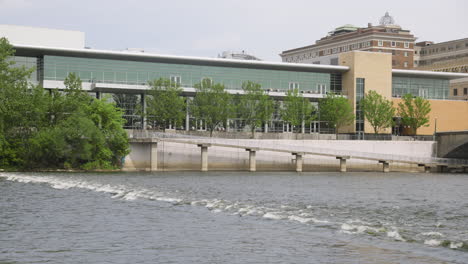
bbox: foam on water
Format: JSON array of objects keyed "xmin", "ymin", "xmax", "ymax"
[
  {"xmin": 1, "ymin": 172, "xmax": 465, "ymax": 252},
  {"xmin": 421, "ymin": 232, "xmax": 444, "ymax": 237},
  {"xmin": 263, "ymin": 212, "xmax": 284, "ymax": 220},
  {"xmin": 425, "ymin": 239, "xmax": 442, "ymax": 246},
  {"xmin": 387, "ymin": 230, "xmax": 406, "ymax": 242}
]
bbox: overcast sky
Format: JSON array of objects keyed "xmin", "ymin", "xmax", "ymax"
[{"xmin": 1, "ymin": 0, "xmax": 467, "ymax": 61}]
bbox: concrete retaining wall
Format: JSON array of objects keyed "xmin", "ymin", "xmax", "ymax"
[{"xmin": 123, "ymin": 139, "xmax": 436, "ymax": 172}]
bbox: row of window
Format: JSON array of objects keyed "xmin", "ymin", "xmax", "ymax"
[
  {"xmin": 453, "ymin": 87, "xmax": 468, "ymax": 96},
  {"xmin": 420, "ymin": 42, "xmax": 468, "ymax": 55},
  {"xmin": 324, "ymin": 41, "xmax": 372, "ymax": 56},
  {"xmin": 378, "ymin": 40, "xmax": 410, "ymax": 48},
  {"xmin": 285, "ymin": 40, "xmax": 412, "ymax": 63}
]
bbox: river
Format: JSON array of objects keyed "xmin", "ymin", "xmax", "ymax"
[{"xmin": 1, "ymin": 171, "xmax": 467, "ymax": 264}]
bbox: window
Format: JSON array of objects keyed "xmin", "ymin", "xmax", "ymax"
[
  {"xmin": 316, "ymin": 84, "xmax": 326, "ymax": 94},
  {"xmin": 391, "ymin": 41, "xmax": 396, "ymax": 47},
  {"xmin": 404, "ymin": 51, "xmax": 408, "ymax": 57},
  {"xmin": 356, "ymin": 78, "xmax": 365, "ymax": 132},
  {"xmin": 464, "ymin": 88, "xmax": 468, "ymax": 95},
  {"xmin": 419, "ymin": 88, "xmax": 428, "ymax": 98},
  {"xmin": 453, "ymin": 88, "xmax": 458, "ymax": 96},
  {"xmin": 289, "ymin": 82, "xmax": 299, "ymax": 90},
  {"xmin": 392, "ymin": 50, "xmax": 396, "ymax": 55},
  {"xmin": 378, "ymin": 40, "xmax": 383, "ymax": 46},
  {"xmin": 403, "ymin": 62, "xmax": 408, "ymax": 68},
  {"xmin": 201, "ymin": 77, "xmax": 212, "ymax": 87},
  {"xmin": 170, "ymin": 75, "xmax": 181, "ymax": 85},
  {"xmin": 404, "ymin": 42, "xmax": 410, "ymax": 48}
]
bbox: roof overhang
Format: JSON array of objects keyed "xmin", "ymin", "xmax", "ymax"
[
  {"xmin": 392, "ymin": 69, "xmax": 468, "ymax": 80},
  {"xmin": 12, "ymin": 44, "xmax": 349, "ymax": 74}
]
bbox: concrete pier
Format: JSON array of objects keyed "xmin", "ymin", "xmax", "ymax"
[
  {"xmin": 246, "ymin": 148, "xmax": 258, "ymax": 172},
  {"xmin": 336, "ymin": 156, "xmax": 349, "ymax": 172},
  {"xmin": 293, "ymin": 152, "xmax": 304, "ymax": 172},
  {"xmin": 418, "ymin": 164, "xmax": 431, "ymax": 173},
  {"xmin": 379, "ymin": 160, "xmax": 390, "ymax": 173},
  {"xmin": 198, "ymin": 144, "xmax": 211, "ymax": 172},
  {"xmin": 150, "ymin": 140, "xmax": 158, "ymax": 171},
  {"xmin": 436, "ymin": 165, "xmax": 448, "ymax": 173}
]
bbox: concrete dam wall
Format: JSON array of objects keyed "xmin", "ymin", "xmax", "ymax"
[{"xmin": 123, "ymin": 139, "xmax": 436, "ymax": 172}]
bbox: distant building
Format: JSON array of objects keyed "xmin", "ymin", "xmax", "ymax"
[
  {"xmin": 0, "ymin": 24, "xmax": 84, "ymax": 49},
  {"xmin": 414, "ymin": 38, "xmax": 468, "ymax": 100},
  {"xmin": 280, "ymin": 12, "xmax": 416, "ymax": 69},
  {"xmin": 218, "ymin": 50, "xmax": 261, "ymax": 61},
  {"xmin": 2, "ymin": 24, "xmax": 468, "ymax": 135}
]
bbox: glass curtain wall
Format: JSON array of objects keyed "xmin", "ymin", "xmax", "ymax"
[
  {"xmin": 43, "ymin": 55, "xmax": 342, "ymax": 94},
  {"xmin": 392, "ymin": 76, "xmax": 449, "ymax": 99}
]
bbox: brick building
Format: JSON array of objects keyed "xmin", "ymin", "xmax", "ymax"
[
  {"xmin": 414, "ymin": 38, "xmax": 468, "ymax": 100},
  {"xmin": 280, "ymin": 12, "xmax": 416, "ymax": 70}
]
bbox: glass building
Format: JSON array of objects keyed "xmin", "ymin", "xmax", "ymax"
[{"xmin": 10, "ymin": 44, "xmax": 468, "ymax": 134}]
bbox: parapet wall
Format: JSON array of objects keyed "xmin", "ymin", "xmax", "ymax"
[{"xmin": 124, "ymin": 139, "xmax": 435, "ymax": 172}]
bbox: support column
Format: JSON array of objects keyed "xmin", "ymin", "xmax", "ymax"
[
  {"xmin": 246, "ymin": 148, "xmax": 258, "ymax": 172},
  {"xmin": 293, "ymin": 152, "xmax": 304, "ymax": 172},
  {"xmin": 301, "ymin": 120, "xmax": 305, "ymax": 134},
  {"xmin": 95, "ymin": 91, "xmax": 101, "ymax": 99},
  {"xmin": 379, "ymin": 160, "xmax": 390, "ymax": 173},
  {"xmin": 185, "ymin": 97, "xmax": 190, "ymax": 131},
  {"xmin": 264, "ymin": 122, "xmax": 268, "ymax": 133},
  {"xmin": 436, "ymin": 165, "xmax": 448, "ymax": 173},
  {"xmin": 141, "ymin": 93, "xmax": 147, "ymax": 130},
  {"xmin": 198, "ymin": 144, "xmax": 211, "ymax": 172},
  {"xmin": 418, "ymin": 164, "xmax": 431, "ymax": 173},
  {"xmin": 150, "ymin": 140, "xmax": 158, "ymax": 171},
  {"xmin": 336, "ymin": 156, "xmax": 349, "ymax": 172}
]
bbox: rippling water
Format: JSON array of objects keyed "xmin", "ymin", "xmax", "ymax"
[{"xmin": 1, "ymin": 171, "xmax": 467, "ymax": 264}]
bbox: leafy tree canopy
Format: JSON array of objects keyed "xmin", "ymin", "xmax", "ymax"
[
  {"xmin": 146, "ymin": 78, "xmax": 186, "ymax": 130},
  {"xmin": 237, "ymin": 81, "xmax": 274, "ymax": 137},
  {"xmin": 319, "ymin": 93, "xmax": 354, "ymax": 134},
  {"xmin": 191, "ymin": 78, "xmax": 233, "ymax": 137},
  {"xmin": 398, "ymin": 94, "xmax": 431, "ymax": 135},
  {"xmin": 0, "ymin": 37, "xmax": 129, "ymax": 170},
  {"xmin": 281, "ymin": 88, "xmax": 315, "ymax": 133},
  {"xmin": 360, "ymin": 90, "xmax": 395, "ymax": 134}
]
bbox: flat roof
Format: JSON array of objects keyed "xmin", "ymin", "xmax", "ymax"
[
  {"xmin": 392, "ymin": 69, "xmax": 468, "ymax": 80},
  {"xmin": 12, "ymin": 44, "xmax": 349, "ymax": 73},
  {"xmin": 12, "ymin": 44, "xmax": 468, "ymax": 80}
]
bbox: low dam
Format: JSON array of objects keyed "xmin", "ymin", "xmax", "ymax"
[{"xmin": 123, "ymin": 133, "xmax": 468, "ymax": 173}]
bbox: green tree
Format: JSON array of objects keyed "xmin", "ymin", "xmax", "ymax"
[
  {"xmin": 146, "ymin": 78, "xmax": 186, "ymax": 130},
  {"xmin": 238, "ymin": 81, "xmax": 274, "ymax": 138},
  {"xmin": 0, "ymin": 38, "xmax": 129, "ymax": 170},
  {"xmin": 360, "ymin": 90, "xmax": 395, "ymax": 134},
  {"xmin": 398, "ymin": 94, "xmax": 431, "ymax": 135},
  {"xmin": 319, "ymin": 93, "xmax": 354, "ymax": 135},
  {"xmin": 191, "ymin": 78, "xmax": 232, "ymax": 137},
  {"xmin": 281, "ymin": 88, "xmax": 316, "ymax": 133},
  {"xmin": 0, "ymin": 37, "xmax": 36, "ymax": 167}
]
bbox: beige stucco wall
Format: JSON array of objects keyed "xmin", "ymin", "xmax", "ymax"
[
  {"xmin": 339, "ymin": 51, "xmax": 393, "ymax": 134},
  {"xmin": 392, "ymin": 98, "xmax": 468, "ymax": 135}
]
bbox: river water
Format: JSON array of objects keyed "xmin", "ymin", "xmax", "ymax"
[{"xmin": 1, "ymin": 171, "xmax": 467, "ymax": 264}]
